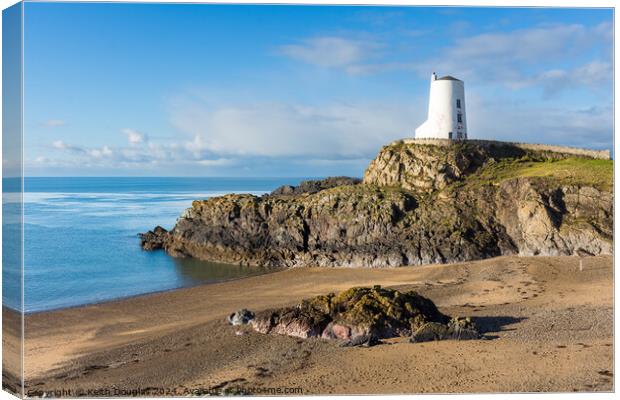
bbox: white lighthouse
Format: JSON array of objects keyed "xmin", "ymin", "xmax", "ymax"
[{"xmin": 415, "ymin": 72, "xmax": 467, "ymax": 140}]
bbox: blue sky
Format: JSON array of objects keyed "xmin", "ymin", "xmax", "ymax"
[{"xmin": 22, "ymin": 4, "xmax": 613, "ymax": 177}]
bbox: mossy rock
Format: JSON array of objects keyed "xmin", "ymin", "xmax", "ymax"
[
  {"xmin": 247, "ymin": 286, "xmax": 463, "ymax": 345},
  {"xmin": 329, "ymin": 286, "xmax": 448, "ymax": 336},
  {"xmin": 410, "ymin": 316, "xmax": 480, "ymax": 343}
]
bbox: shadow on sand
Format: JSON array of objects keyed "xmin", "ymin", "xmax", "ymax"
[{"xmin": 471, "ymin": 316, "xmax": 527, "ymax": 340}]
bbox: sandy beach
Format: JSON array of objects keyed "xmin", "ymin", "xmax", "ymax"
[{"xmin": 5, "ymin": 255, "xmax": 613, "ymax": 395}]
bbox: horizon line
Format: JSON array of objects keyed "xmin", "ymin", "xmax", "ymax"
[{"xmin": 14, "ymin": 175, "xmax": 348, "ymax": 179}]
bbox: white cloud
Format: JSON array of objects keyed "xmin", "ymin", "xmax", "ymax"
[
  {"xmin": 308, "ymin": 22, "xmax": 612, "ymax": 94},
  {"xmin": 530, "ymin": 60, "xmax": 613, "ymax": 96},
  {"xmin": 593, "ymin": 21, "xmax": 613, "ymax": 42},
  {"xmin": 122, "ymin": 128, "xmax": 148, "ymax": 145},
  {"xmin": 52, "ymin": 140, "xmax": 84, "ymax": 153},
  {"xmin": 52, "ymin": 140, "xmax": 67, "ymax": 149},
  {"xmin": 415, "ymin": 23, "xmax": 612, "ymax": 91},
  {"xmin": 278, "ymin": 36, "xmax": 380, "ymax": 70},
  {"xmin": 88, "ymin": 145, "xmax": 114, "ymax": 159},
  {"xmin": 467, "ymin": 93, "xmax": 612, "ymax": 150},
  {"xmin": 448, "ymin": 24, "xmax": 588, "ymax": 63},
  {"xmin": 168, "ymin": 96, "xmax": 419, "ymax": 159},
  {"xmin": 572, "ymin": 60, "xmax": 612, "ymax": 86},
  {"xmin": 196, "ymin": 158, "xmax": 235, "ymax": 167},
  {"xmin": 52, "ymin": 140, "xmax": 114, "ymax": 159},
  {"xmin": 47, "ymin": 128, "xmax": 246, "ymax": 171}
]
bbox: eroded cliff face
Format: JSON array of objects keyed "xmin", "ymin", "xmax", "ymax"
[
  {"xmin": 362, "ymin": 141, "xmax": 483, "ymax": 191},
  {"xmin": 493, "ymin": 179, "xmax": 613, "ymax": 257},
  {"xmin": 141, "ymin": 141, "xmax": 613, "ymax": 267}
]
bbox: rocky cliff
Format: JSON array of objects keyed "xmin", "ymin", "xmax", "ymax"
[{"xmin": 141, "ymin": 140, "xmax": 613, "ymax": 267}]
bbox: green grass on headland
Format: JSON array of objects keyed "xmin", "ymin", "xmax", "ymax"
[{"xmin": 464, "ymin": 158, "xmax": 613, "ymax": 191}]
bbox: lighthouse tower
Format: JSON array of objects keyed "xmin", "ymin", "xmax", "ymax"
[{"xmin": 415, "ymin": 72, "xmax": 467, "ymax": 140}]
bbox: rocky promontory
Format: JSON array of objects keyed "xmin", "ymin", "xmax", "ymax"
[{"xmin": 141, "ymin": 139, "xmax": 613, "ymax": 267}]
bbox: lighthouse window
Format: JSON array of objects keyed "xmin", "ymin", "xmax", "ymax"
[
  {"xmin": 457, "ymin": 114, "xmax": 462, "ymax": 123},
  {"xmin": 456, "ymin": 99, "xmax": 461, "ymax": 108}
]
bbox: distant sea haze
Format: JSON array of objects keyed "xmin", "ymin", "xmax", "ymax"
[{"xmin": 7, "ymin": 177, "xmax": 313, "ymax": 313}]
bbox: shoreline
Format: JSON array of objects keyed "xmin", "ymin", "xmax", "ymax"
[
  {"xmin": 20, "ymin": 260, "xmax": 462, "ymax": 316},
  {"xmin": 15, "ymin": 266, "xmax": 284, "ymax": 316},
  {"xmin": 8, "ymin": 255, "xmax": 613, "ymax": 394},
  {"xmin": 20, "ymin": 255, "xmax": 491, "ymax": 316}
]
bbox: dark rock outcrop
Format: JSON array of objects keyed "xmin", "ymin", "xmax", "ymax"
[
  {"xmin": 228, "ymin": 287, "xmax": 475, "ymax": 346},
  {"xmin": 140, "ymin": 140, "xmax": 613, "ymax": 267},
  {"xmin": 139, "ymin": 226, "xmax": 168, "ymax": 250},
  {"xmin": 270, "ymin": 176, "xmax": 361, "ymax": 196}
]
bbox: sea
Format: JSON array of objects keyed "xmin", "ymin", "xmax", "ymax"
[{"xmin": 4, "ymin": 177, "xmax": 311, "ymax": 313}]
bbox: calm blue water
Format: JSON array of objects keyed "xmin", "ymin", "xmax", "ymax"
[{"xmin": 7, "ymin": 177, "xmax": 310, "ymax": 313}]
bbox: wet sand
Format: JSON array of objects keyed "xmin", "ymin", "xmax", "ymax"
[{"xmin": 6, "ymin": 255, "xmax": 614, "ymax": 395}]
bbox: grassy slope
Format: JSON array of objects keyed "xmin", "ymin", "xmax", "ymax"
[{"xmin": 463, "ymin": 158, "xmax": 613, "ymax": 192}]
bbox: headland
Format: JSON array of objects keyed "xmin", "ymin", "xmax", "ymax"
[{"xmin": 141, "ymin": 139, "xmax": 613, "ymax": 268}]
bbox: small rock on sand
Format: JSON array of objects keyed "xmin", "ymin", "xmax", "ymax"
[
  {"xmin": 227, "ymin": 309, "xmax": 255, "ymax": 326},
  {"xmin": 410, "ymin": 317, "xmax": 481, "ymax": 343}
]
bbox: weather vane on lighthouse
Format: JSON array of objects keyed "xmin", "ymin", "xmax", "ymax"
[{"xmin": 415, "ymin": 72, "xmax": 467, "ymax": 140}]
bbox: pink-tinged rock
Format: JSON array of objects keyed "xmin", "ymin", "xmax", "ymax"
[
  {"xmin": 271, "ymin": 321, "xmax": 318, "ymax": 339},
  {"xmin": 322, "ymin": 323, "xmax": 351, "ymax": 340}
]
